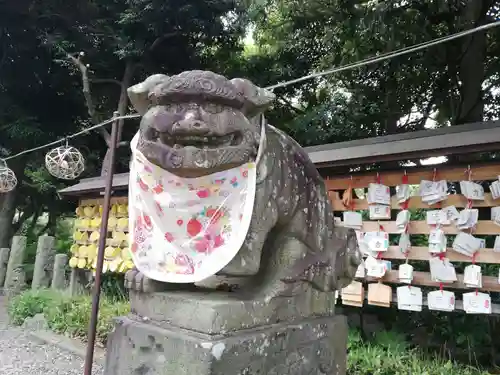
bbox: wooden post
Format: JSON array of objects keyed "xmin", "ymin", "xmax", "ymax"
[{"xmin": 84, "ymin": 112, "xmax": 120, "ymax": 375}]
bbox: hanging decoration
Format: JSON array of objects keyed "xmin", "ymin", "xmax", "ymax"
[
  {"xmin": 45, "ymin": 142, "xmax": 85, "ymax": 180},
  {"xmin": 0, "ymin": 159, "xmax": 18, "ymax": 193}
]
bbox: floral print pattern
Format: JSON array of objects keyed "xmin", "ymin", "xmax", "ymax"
[{"xmin": 128, "ymin": 144, "xmax": 256, "ymax": 283}]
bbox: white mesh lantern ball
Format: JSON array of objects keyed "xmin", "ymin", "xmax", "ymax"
[
  {"xmin": 0, "ymin": 159, "xmax": 17, "ymax": 193},
  {"xmin": 45, "ymin": 145, "xmax": 85, "ymax": 180}
]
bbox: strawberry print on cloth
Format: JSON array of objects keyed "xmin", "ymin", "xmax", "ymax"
[{"xmin": 128, "ymin": 133, "xmax": 256, "ymax": 283}]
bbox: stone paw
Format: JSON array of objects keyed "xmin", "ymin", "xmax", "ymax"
[{"xmin": 124, "ymin": 269, "xmax": 168, "ymax": 293}]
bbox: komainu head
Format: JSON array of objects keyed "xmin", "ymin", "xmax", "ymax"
[{"xmin": 128, "ymin": 70, "xmax": 275, "ymax": 176}]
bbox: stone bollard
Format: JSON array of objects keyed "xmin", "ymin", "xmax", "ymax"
[
  {"xmin": 69, "ymin": 268, "xmax": 86, "ymax": 296},
  {"xmin": 51, "ymin": 254, "xmax": 68, "ymax": 290},
  {"xmin": 0, "ymin": 248, "xmax": 11, "ymax": 288},
  {"xmin": 4, "ymin": 236, "xmax": 27, "ymax": 297},
  {"xmin": 32, "ymin": 235, "xmax": 55, "ymax": 289}
]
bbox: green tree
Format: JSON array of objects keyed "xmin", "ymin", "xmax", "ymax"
[
  {"xmin": 248, "ymin": 0, "xmax": 500, "ymax": 146},
  {"xmin": 0, "ymin": 0, "xmax": 248, "ymax": 247}
]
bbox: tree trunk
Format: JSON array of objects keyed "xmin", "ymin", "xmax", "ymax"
[
  {"xmin": 447, "ymin": 0, "xmax": 490, "ymax": 165},
  {"xmin": 101, "ymin": 59, "xmax": 135, "ymax": 177},
  {"xmin": 0, "ymin": 157, "xmax": 26, "ymax": 248},
  {"xmin": 116, "ymin": 60, "xmax": 136, "ymax": 144},
  {"xmin": 45, "ymin": 209, "xmax": 57, "ymax": 236},
  {"xmin": 26, "ymin": 205, "xmax": 42, "ymax": 237},
  {"xmin": 455, "ymin": 0, "xmax": 488, "ymax": 125}
]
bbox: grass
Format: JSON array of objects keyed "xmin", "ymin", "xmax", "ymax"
[
  {"xmin": 7, "ymin": 290, "xmax": 492, "ymax": 374},
  {"xmin": 8, "ymin": 289, "xmax": 129, "ymax": 346},
  {"xmin": 348, "ymin": 330, "xmax": 491, "ymax": 375}
]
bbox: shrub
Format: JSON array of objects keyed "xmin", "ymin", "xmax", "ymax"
[
  {"xmin": 8, "ymin": 289, "xmax": 63, "ymax": 325},
  {"xmin": 8, "ymin": 289, "xmax": 129, "ymax": 345}
]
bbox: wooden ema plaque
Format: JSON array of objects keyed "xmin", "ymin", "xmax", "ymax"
[
  {"xmin": 328, "ymin": 163, "xmax": 500, "ymax": 313},
  {"xmin": 70, "ymin": 196, "xmax": 132, "ymax": 273},
  {"xmin": 367, "ymin": 283, "xmax": 392, "ymax": 308},
  {"xmin": 341, "ymin": 281, "xmax": 364, "ymax": 307}
]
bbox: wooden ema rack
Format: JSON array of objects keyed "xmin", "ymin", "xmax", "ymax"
[
  {"xmin": 77, "ymin": 167, "xmax": 500, "ymax": 311},
  {"xmin": 326, "ymin": 163, "xmax": 500, "ymax": 311},
  {"xmin": 79, "ymin": 196, "xmax": 128, "ymax": 207},
  {"xmin": 71, "ymin": 196, "xmax": 132, "ymax": 273}
]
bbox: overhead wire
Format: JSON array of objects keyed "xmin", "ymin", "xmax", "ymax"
[
  {"xmin": 2, "ymin": 20, "xmax": 500, "ymax": 162},
  {"xmin": 266, "ymin": 20, "xmax": 500, "ymax": 90},
  {"xmin": 3, "ymin": 114, "xmax": 141, "ymax": 160}
]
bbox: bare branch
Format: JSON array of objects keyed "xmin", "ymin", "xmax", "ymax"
[
  {"xmin": 116, "ymin": 60, "xmax": 135, "ymax": 143},
  {"xmin": 100, "ymin": 60, "xmax": 135, "ymax": 177},
  {"xmin": 66, "ymin": 52, "xmax": 111, "ymax": 146},
  {"xmin": 90, "ymin": 78, "xmax": 122, "ymax": 86},
  {"xmin": 43, "ymin": 35, "xmax": 113, "ymax": 147},
  {"xmin": 277, "ymin": 97, "xmax": 306, "ymax": 114},
  {"xmin": 149, "ymin": 32, "xmax": 181, "ymax": 52}
]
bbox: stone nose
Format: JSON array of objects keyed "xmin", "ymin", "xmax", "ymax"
[{"xmin": 171, "ymin": 120, "xmax": 210, "ymax": 135}]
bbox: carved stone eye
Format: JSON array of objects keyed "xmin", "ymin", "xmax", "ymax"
[
  {"xmin": 164, "ymin": 103, "xmax": 183, "ymax": 113},
  {"xmin": 144, "ymin": 127, "xmax": 159, "ymax": 140},
  {"xmin": 202, "ymin": 103, "xmax": 224, "ymax": 114}
]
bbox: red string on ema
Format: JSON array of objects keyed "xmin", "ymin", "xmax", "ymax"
[
  {"xmin": 401, "ymin": 171, "xmax": 410, "ymax": 210},
  {"xmin": 471, "ymin": 251, "xmax": 479, "ymax": 298},
  {"xmin": 463, "ymin": 165, "xmax": 478, "ymax": 235},
  {"xmin": 402, "ymin": 171, "xmax": 409, "ymax": 185},
  {"xmin": 377, "ymin": 222, "xmax": 386, "ymax": 259},
  {"xmin": 403, "ymin": 230, "xmax": 410, "ymax": 259},
  {"xmin": 399, "ymin": 170, "xmax": 411, "ymax": 258},
  {"xmin": 433, "ymin": 168, "xmax": 442, "ymax": 209},
  {"xmin": 465, "ymin": 165, "xmax": 474, "ymax": 210},
  {"xmin": 341, "ymin": 176, "xmax": 355, "ymax": 211},
  {"xmin": 438, "ymin": 260, "xmax": 445, "ymax": 293}
]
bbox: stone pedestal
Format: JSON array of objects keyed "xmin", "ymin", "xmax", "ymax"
[{"xmin": 104, "ymin": 290, "xmax": 347, "ymax": 375}]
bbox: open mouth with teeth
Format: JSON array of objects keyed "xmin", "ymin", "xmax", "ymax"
[
  {"xmin": 159, "ymin": 132, "xmax": 243, "ymax": 149},
  {"xmin": 139, "ymin": 124, "xmax": 258, "ymax": 173}
]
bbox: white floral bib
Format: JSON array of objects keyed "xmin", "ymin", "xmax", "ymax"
[{"xmin": 128, "ymin": 134, "xmax": 256, "ymax": 283}]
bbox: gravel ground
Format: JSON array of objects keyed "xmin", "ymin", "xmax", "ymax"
[{"xmin": 0, "ymin": 296, "xmax": 104, "ymax": 375}]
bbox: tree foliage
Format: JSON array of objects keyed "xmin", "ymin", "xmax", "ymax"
[
  {"xmin": 2, "ymin": 0, "xmax": 500, "ymax": 239},
  {"xmin": 248, "ymin": 0, "xmax": 500, "ymax": 145},
  {"xmin": 0, "ymin": 0, "xmax": 248, "ymax": 246}
]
